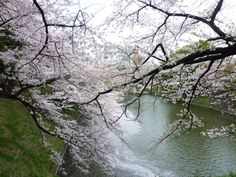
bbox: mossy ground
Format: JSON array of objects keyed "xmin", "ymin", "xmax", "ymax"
[
  {"xmin": 192, "ymin": 96, "xmax": 213, "ymax": 105},
  {"xmin": 194, "ymin": 172, "xmax": 236, "ymax": 177},
  {"xmin": 0, "ymin": 97, "xmax": 235, "ymax": 177},
  {"xmin": 0, "ymin": 98, "xmax": 63, "ymax": 177}
]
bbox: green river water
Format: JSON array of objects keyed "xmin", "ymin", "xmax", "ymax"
[{"xmin": 60, "ymin": 95, "xmax": 236, "ymax": 177}]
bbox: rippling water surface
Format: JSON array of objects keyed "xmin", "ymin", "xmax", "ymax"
[{"xmin": 60, "ymin": 95, "xmax": 236, "ymax": 177}]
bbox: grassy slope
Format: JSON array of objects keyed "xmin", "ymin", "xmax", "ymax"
[
  {"xmin": 0, "ymin": 98, "xmax": 61, "ymax": 177},
  {"xmin": 192, "ymin": 96, "xmax": 213, "ymax": 105},
  {"xmin": 1, "ymin": 97, "xmax": 235, "ymax": 177}
]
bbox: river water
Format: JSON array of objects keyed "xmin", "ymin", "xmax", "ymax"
[{"xmin": 60, "ymin": 95, "xmax": 236, "ymax": 177}]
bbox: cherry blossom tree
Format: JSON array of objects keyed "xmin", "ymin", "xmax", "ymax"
[
  {"xmin": 1, "ymin": 0, "xmax": 236, "ymax": 174},
  {"xmin": 103, "ymin": 0, "xmax": 236, "ymax": 147},
  {"xmin": 0, "ymin": 0, "xmax": 128, "ymax": 171}
]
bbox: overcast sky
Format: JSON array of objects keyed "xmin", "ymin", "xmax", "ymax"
[
  {"xmin": 76, "ymin": 0, "xmax": 236, "ymax": 23},
  {"xmin": 72, "ymin": 0, "xmax": 236, "ymax": 44},
  {"xmin": 74, "ymin": 0, "xmax": 114, "ymax": 25}
]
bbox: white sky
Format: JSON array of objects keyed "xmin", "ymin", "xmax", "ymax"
[
  {"xmin": 71, "ymin": 0, "xmax": 236, "ymax": 45},
  {"xmin": 73, "ymin": 0, "xmax": 114, "ymax": 25},
  {"xmin": 77, "ymin": 0, "xmax": 236, "ymax": 23}
]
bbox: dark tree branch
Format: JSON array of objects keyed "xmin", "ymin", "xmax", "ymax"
[
  {"xmin": 149, "ymin": 119, "xmax": 182, "ymax": 154},
  {"xmin": 210, "ymin": 0, "xmax": 224, "ymax": 23},
  {"xmin": 18, "ymin": 0, "xmax": 49, "ymax": 70},
  {"xmin": 150, "ymin": 60, "xmax": 215, "ymax": 150},
  {"xmin": 146, "ymin": 54, "xmax": 166, "ymax": 63},
  {"xmin": 0, "ymin": 12, "xmax": 33, "ymax": 27},
  {"xmin": 5, "ymin": 95, "xmax": 93, "ymax": 151},
  {"xmin": 188, "ymin": 60, "xmax": 214, "ymax": 112},
  {"xmin": 128, "ymin": 4, "xmax": 148, "ymax": 22},
  {"xmin": 71, "ymin": 9, "xmax": 87, "ymax": 53},
  {"xmin": 32, "ymin": 0, "xmax": 49, "ymax": 56},
  {"xmin": 0, "ymin": 16, "xmax": 18, "ymax": 26},
  {"xmin": 143, "ymin": 43, "xmax": 168, "ymax": 65},
  {"xmin": 14, "ymin": 77, "xmax": 59, "ymax": 97},
  {"xmin": 95, "ymin": 99, "xmax": 110, "ymax": 128},
  {"xmin": 83, "ymin": 44, "xmax": 236, "ymax": 105},
  {"xmin": 183, "ymin": 60, "xmax": 214, "ymax": 132},
  {"xmin": 48, "ymin": 23, "xmax": 84, "ymax": 28},
  {"xmin": 136, "ymin": 0, "xmax": 232, "ymax": 41},
  {"xmin": 82, "ymin": 88, "xmax": 115, "ymax": 105}
]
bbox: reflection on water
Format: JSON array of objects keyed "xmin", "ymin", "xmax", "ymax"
[{"xmin": 59, "ymin": 95, "xmax": 236, "ymax": 177}]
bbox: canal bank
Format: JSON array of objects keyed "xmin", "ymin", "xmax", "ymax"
[
  {"xmin": 0, "ymin": 98, "xmax": 64, "ymax": 177},
  {"xmin": 58, "ymin": 95, "xmax": 236, "ymax": 177},
  {"xmin": 191, "ymin": 101, "xmax": 236, "ymax": 117}
]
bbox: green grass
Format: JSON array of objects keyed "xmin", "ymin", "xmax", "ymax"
[
  {"xmin": 218, "ymin": 172, "xmax": 236, "ymax": 177},
  {"xmin": 194, "ymin": 172, "xmax": 236, "ymax": 177},
  {"xmin": 193, "ymin": 96, "xmax": 213, "ymax": 105},
  {"xmin": 61, "ymin": 103, "xmax": 80, "ymax": 121},
  {"xmin": 0, "ymin": 98, "xmax": 62, "ymax": 177},
  {"xmin": 39, "ymin": 85, "xmax": 54, "ymax": 95}
]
